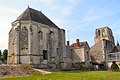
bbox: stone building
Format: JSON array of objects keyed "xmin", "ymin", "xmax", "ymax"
[
  {"xmin": 108, "ymin": 45, "xmax": 120, "ymax": 68},
  {"xmin": 90, "ymin": 27, "xmax": 115, "ymax": 68},
  {"xmin": 65, "ymin": 39, "xmax": 91, "ymax": 69},
  {"xmin": 71, "ymin": 39, "xmax": 90, "ymax": 63},
  {"xmin": 8, "ymin": 7, "xmax": 66, "ymax": 69}
]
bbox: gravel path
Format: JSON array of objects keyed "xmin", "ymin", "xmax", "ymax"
[{"xmin": 33, "ymin": 69, "xmax": 52, "ymax": 74}]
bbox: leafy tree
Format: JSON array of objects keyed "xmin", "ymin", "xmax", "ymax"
[{"xmin": 2, "ymin": 49, "xmax": 8, "ymax": 60}]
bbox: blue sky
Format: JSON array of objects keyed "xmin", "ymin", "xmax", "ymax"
[{"xmin": 0, "ymin": 0, "xmax": 120, "ymax": 50}]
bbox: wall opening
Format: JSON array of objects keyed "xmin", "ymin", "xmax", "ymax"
[
  {"xmin": 98, "ymin": 30, "xmax": 100, "ymax": 36},
  {"xmin": 43, "ymin": 50, "xmax": 48, "ymax": 60}
]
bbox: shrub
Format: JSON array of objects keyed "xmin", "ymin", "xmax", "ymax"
[
  {"xmin": 110, "ymin": 61, "xmax": 119, "ymax": 71},
  {"xmin": 19, "ymin": 64, "xmax": 32, "ymax": 69}
]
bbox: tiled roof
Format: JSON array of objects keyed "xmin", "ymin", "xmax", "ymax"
[
  {"xmin": 110, "ymin": 46, "xmax": 120, "ymax": 53},
  {"xmin": 15, "ymin": 7, "xmax": 59, "ymax": 29}
]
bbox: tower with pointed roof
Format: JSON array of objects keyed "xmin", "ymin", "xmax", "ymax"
[{"xmin": 8, "ymin": 7, "xmax": 66, "ymax": 69}]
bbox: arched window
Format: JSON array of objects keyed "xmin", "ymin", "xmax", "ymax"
[
  {"xmin": 86, "ymin": 51, "xmax": 89, "ymax": 61},
  {"xmin": 50, "ymin": 31, "xmax": 54, "ymax": 38},
  {"xmin": 102, "ymin": 29, "xmax": 106, "ymax": 36},
  {"xmin": 30, "ymin": 26, "xmax": 33, "ymax": 34},
  {"xmin": 38, "ymin": 30, "xmax": 43, "ymax": 40},
  {"xmin": 98, "ymin": 30, "xmax": 100, "ymax": 36},
  {"xmin": 21, "ymin": 26, "xmax": 28, "ymax": 50}
]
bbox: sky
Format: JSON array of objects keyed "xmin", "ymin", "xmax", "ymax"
[{"xmin": 0, "ymin": 0, "xmax": 120, "ymax": 51}]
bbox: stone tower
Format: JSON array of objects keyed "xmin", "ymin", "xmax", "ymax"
[
  {"xmin": 90, "ymin": 27, "xmax": 115, "ymax": 67},
  {"xmin": 94, "ymin": 27, "xmax": 115, "ymax": 45}
]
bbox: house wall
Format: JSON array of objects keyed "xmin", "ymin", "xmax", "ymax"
[{"xmin": 72, "ymin": 48, "xmax": 85, "ymax": 62}]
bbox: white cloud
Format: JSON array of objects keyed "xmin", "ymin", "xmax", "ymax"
[
  {"xmin": 38, "ymin": 0, "xmax": 56, "ymax": 8},
  {"xmin": 0, "ymin": 5, "xmax": 21, "ymax": 14},
  {"xmin": 111, "ymin": 20, "xmax": 120, "ymax": 27},
  {"xmin": 38, "ymin": 0, "xmax": 78, "ymax": 16},
  {"xmin": 113, "ymin": 30, "xmax": 120, "ymax": 34},
  {"xmin": 83, "ymin": 15, "xmax": 102, "ymax": 22},
  {"xmin": 0, "ymin": 35, "xmax": 8, "ymax": 50},
  {"xmin": 83, "ymin": 1, "xmax": 120, "ymax": 22},
  {"xmin": 0, "ymin": 5, "xmax": 21, "ymax": 50},
  {"xmin": 67, "ymin": 0, "xmax": 79, "ymax": 4}
]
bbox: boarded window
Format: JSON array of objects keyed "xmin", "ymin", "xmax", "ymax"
[{"xmin": 43, "ymin": 50, "xmax": 47, "ymax": 60}]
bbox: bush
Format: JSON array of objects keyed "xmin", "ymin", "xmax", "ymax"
[
  {"xmin": 19, "ymin": 64, "xmax": 32, "ymax": 69},
  {"xmin": 110, "ymin": 61, "xmax": 119, "ymax": 71}
]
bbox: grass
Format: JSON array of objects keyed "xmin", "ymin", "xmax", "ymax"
[{"xmin": 1, "ymin": 71, "xmax": 120, "ymax": 80}]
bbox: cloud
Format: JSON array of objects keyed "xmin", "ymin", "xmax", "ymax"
[
  {"xmin": 113, "ymin": 30, "xmax": 120, "ymax": 35},
  {"xmin": 38, "ymin": 0, "xmax": 79, "ymax": 16},
  {"xmin": 83, "ymin": 15, "xmax": 102, "ymax": 22},
  {"xmin": 111, "ymin": 20, "xmax": 120, "ymax": 27},
  {"xmin": 0, "ymin": 5, "xmax": 21, "ymax": 50},
  {"xmin": 0, "ymin": 35, "xmax": 8, "ymax": 50},
  {"xmin": 83, "ymin": 1, "xmax": 120, "ymax": 22},
  {"xmin": 67, "ymin": 0, "xmax": 79, "ymax": 4},
  {"xmin": 0, "ymin": 5, "xmax": 21, "ymax": 14}
]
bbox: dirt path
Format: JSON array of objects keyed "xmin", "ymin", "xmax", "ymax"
[{"xmin": 33, "ymin": 69, "xmax": 52, "ymax": 74}]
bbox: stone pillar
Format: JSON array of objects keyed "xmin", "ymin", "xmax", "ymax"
[
  {"xmin": 29, "ymin": 24, "xmax": 33, "ymax": 65},
  {"xmin": 14, "ymin": 25, "xmax": 20, "ymax": 64}
]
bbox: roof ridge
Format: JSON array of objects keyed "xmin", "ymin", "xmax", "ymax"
[
  {"xmin": 27, "ymin": 7, "xmax": 32, "ymax": 21},
  {"xmin": 13, "ymin": 7, "xmax": 59, "ymax": 29}
]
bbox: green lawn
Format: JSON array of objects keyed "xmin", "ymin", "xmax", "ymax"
[{"xmin": 1, "ymin": 71, "xmax": 120, "ymax": 80}]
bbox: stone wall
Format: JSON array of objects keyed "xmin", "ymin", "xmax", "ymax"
[
  {"xmin": 72, "ymin": 48, "xmax": 84, "ymax": 62},
  {"xmin": 90, "ymin": 41, "xmax": 104, "ymax": 63}
]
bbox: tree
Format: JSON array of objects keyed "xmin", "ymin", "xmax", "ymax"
[{"xmin": 2, "ymin": 49, "xmax": 8, "ymax": 60}]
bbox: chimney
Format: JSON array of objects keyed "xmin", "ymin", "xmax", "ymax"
[
  {"xmin": 67, "ymin": 41, "xmax": 70, "ymax": 46},
  {"xmin": 76, "ymin": 39, "xmax": 79, "ymax": 48}
]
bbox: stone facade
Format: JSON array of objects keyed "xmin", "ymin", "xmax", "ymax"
[
  {"xmin": 90, "ymin": 27, "xmax": 115, "ymax": 68},
  {"xmin": 108, "ymin": 46, "xmax": 120, "ymax": 68},
  {"xmin": 94, "ymin": 27, "xmax": 115, "ymax": 45},
  {"xmin": 65, "ymin": 39, "xmax": 91, "ymax": 68},
  {"xmin": 8, "ymin": 7, "xmax": 66, "ymax": 69},
  {"xmin": 71, "ymin": 40, "xmax": 90, "ymax": 63}
]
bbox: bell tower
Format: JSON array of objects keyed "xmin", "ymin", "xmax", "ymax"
[{"xmin": 94, "ymin": 27, "xmax": 115, "ymax": 45}]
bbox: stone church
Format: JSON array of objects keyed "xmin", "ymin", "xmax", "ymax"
[{"xmin": 8, "ymin": 7, "xmax": 66, "ymax": 69}]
